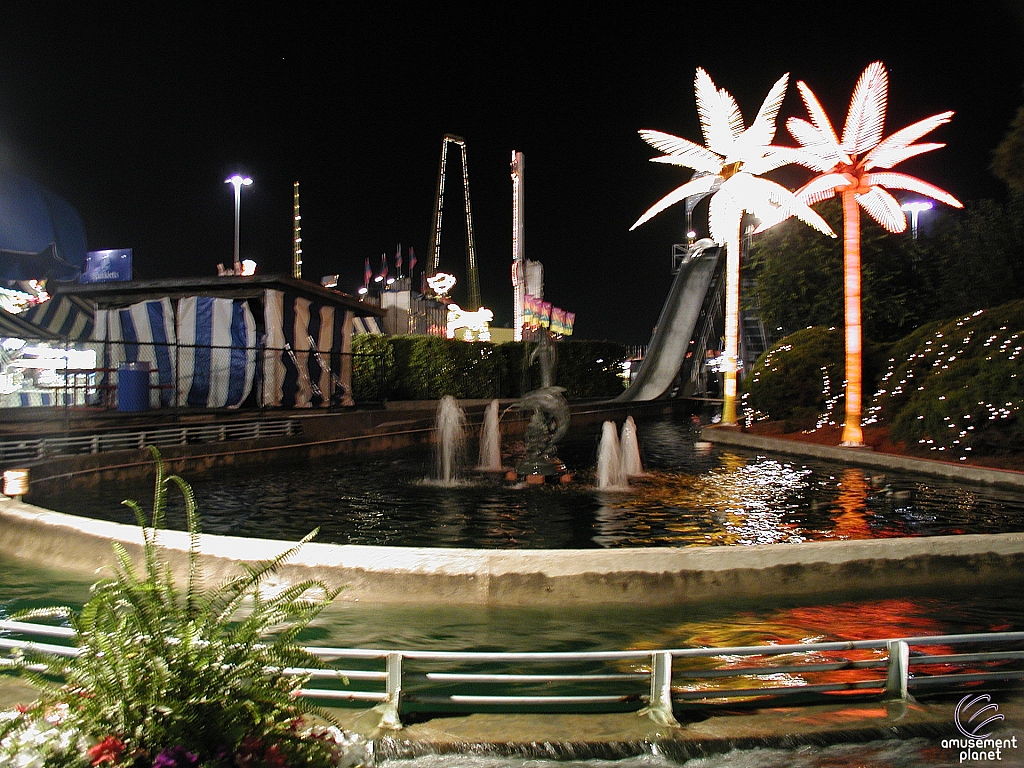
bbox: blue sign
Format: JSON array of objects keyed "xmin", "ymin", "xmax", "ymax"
[{"xmin": 82, "ymin": 249, "xmax": 132, "ymax": 283}]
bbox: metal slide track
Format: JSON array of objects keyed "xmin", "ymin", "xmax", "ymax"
[{"xmin": 616, "ymin": 246, "xmax": 722, "ymax": 402}]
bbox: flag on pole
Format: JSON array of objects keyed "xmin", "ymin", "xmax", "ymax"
[
  {"xmin": 363, "ymin": 257, "xmax": 371, "ymax": 288},
  {"xmin": 408, "ymin": 246, "xmax": 416, "ymax": 273},
  {"xmin": 379, "ymin": 252, "xmax": 388, "ymax": 282},
  {"xmin": 395, "ymin": 244, "xmax": 403, "ymax": 276}
]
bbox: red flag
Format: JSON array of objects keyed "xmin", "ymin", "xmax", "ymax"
[
  {"xmin": 395, "ymin": 244, "xmax": 403, "ymax": 274},
  {"xmin": 379, "ymin": 252, "xmax": 388, "ymax": 281},
  {"xmin": 408, "ymin": 247, "xmax": 417, "ymax": 273},
  {"xmin": 363, "ymin": 257, "xmax": 371, "ymax": 288}
]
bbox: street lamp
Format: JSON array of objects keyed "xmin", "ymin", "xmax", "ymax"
[
  {"xmin": 225, "ymin": 174, "xmax": 253, "ymax": 264},
  {"xmin": 901, "ymin": 201, "xmax": 932, "ymax": 239}
]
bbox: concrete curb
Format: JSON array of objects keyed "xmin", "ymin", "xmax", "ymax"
[
  {"xmin": 3, "ymin": 498, "xmax": 1023, "ymax": 606},
  {"xmin": 702, "ymin": 426, "xmax": 1024, "ymax": 488}
]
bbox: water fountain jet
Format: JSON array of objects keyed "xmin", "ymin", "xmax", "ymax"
[
  {"xmin": 619, "ymin": 415, "xmax": 644, "ymax": 478},
  {"xmin": 476, "ymin": 399, "xmax": 504, "ymax": 472},
  {"xmin": 432, "ymin": 395, "xmax": 467, "ymax": 486},
  {"xmin": 596, "ymin": 420, "xmax": 627, "ymax": 490}
]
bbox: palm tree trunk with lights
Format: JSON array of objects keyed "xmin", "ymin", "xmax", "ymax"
[
  {"xmin": 785, "ymin": 62, "xmax": 962, "ymax": 446},
  {"xmin": 628, "ymin": 69, "xmax": 836, "ymax": 426},
  {"xmin": 721, "ymin": 228, "xmax": 741, "ymax": 426},
  {"xmin": 841, "ymin": 190, "xmax": 864, "ymax": 446}
]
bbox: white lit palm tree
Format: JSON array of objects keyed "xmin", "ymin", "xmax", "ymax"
[
  {"xmin": 785, "ymin": 61, "xmax": 962, "ymax": 445},
  {"xmin": 631, "ymin": 68, "xmax": 834, "ymax": 425}
]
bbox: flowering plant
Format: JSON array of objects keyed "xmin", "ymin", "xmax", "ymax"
[{"xmin": 1, "ymin": 449, "xmax": 364, "ymax": 767}]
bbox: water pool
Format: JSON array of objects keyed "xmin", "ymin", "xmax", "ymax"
[{"xmin": 28, "ymin": 415, "xmax": 1024, "ymax": 549}]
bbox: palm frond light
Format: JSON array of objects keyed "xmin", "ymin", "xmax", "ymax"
[
  {"xmin": 787, "ymin": 61, "xmax": 962, "ymax": 446},
  {"xmin": 631, "ymin": 68, "xmax": 834, "ymax": 425}
]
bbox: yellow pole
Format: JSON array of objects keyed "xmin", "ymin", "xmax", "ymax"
[{"xmin": 721, "ymin": 226, "xmax": 741, "ymax": 426}]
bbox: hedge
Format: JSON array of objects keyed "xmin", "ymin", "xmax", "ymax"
[{"xmin": 351, "ymin": 335, "xmax": 628, "ymax": 402}]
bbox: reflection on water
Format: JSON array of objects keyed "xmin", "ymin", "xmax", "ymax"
[
  {"xmin": 30, "ymin": 415, "xmax": 1024, "ymax": 549},
  {"xmin": 4, "ymin": 560, "xmax": 1024, "ymax": 767}
]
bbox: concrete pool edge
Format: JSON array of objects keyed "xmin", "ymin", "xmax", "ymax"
[{"xmin": 3, "ymin": 498, "xmax": 1023, "ymax": 606}]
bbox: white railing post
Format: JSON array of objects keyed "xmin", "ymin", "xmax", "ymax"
[
  {"xmin": 884, "ymin": 639, "xmax": 910, "ymax": 700},
  {"xmin": 642, "ymin": 651, "xmax": 681, "ymax": 727},
  {"xmin": 375, "ymin": 651, "xmax": 404, "ymax": 730}
]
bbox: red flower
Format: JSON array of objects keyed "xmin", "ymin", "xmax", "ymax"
[
  {"xmin": 87, "ymin": 736, "xmax": 126, "ymax": 766},
  {"xmin": 262, "ymin": 744, "xmax": 288, "ymax": 768}
]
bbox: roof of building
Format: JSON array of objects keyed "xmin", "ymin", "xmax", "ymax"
[{"xmin": 56, "ymin": 274, "xmax": 384, "ymax": 316}]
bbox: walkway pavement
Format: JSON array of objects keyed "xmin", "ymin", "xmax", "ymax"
[{"xmin": 702, "ymin": 425, "xmax": 1024, "ymax": 488}]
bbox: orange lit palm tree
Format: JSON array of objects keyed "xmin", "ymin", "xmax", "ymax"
[
  {"xmin": 631, "ymin": 68, "xmax": 834, "ymax": 425},
  {"xmin": 785, "ymin": 61, "xmax": 962, "ymax": 445}
]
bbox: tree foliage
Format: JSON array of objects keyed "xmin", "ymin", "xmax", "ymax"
[
  {"xmin": 924, "ymin": 193, "xmax": 1024, "ymax": 318},
  {"xmin": 992, "ymin": 103, "xmax": 1024, "ymax": 195},
  {"xmin": 748, "ymin": 198, "xmax": 927, "ymax": 343},
  {"xmin": 749, "ymin": 195, "xmax": 1024, "ymax": 344}
]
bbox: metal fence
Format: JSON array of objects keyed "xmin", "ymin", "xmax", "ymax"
[
  {"xmin": 0, "ymin": 419, "xmax": 302, "ymax": 464},
  {"xmin": 1, "ymin": 340, "xmax": 386, "ymax": 412},
  {"xmin": 3, "ymin": 619, "xmax": 1023, "ymax": 729}
]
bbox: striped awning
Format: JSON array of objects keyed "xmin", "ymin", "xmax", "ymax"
[
  {"xmin": 353, "ymin": 316, "xmax": 383, "ymax": 334},
  {"xmin": 0, "ymin": 307, "xmax": 63, "ymax": 340},
  {"xmin": 18, "ymin": 294, "xmax": 95, "ymax": 340}
]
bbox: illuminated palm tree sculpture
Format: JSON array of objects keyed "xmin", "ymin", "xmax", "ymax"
[
  {"xmin": 631, "ymin": 68, "xmax": 835, "ymax": 425},
  {"xmin": 785, "ymin": 61, "xmax": 962, "ymax": 445}
]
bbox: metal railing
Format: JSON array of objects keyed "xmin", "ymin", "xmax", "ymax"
[
  {"xmin": 0, "ymin": 419, "xmax": 302, "ymax": 464},
  {"xmin": 3, "ymin": 620, "xmax": 1023, "ymax": 729}
]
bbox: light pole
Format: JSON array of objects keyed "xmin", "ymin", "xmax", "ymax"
[
  {"xmin": 225, "ymin": 174, "xmax": 253, "ymax": 265},
  {"xmin": 901, "ymin": 201, "xmax": 932, "ymax": 239}
]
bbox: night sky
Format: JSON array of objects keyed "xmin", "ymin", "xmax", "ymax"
[{"xmin": 1, "ymin": 3, "xmax": 1022, "ymax": 344}]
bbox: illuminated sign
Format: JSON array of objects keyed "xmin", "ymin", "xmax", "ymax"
[{"xmin": 82, "ymin": 249, "xmax": 132, "ymax": 283}]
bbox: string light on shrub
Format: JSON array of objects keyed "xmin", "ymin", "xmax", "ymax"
[{"xmin": 862, "ymin": 307, "xmax": 1021, "ymax": 463}]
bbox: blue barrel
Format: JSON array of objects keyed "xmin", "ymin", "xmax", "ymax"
[{"xmin": 117, "ymin": 362, "xmax": 151, "ymax": 412}]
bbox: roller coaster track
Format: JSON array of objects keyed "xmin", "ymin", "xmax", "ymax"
[{"xmin": 427, "ymin": 134, "xmax": 482, "ymax": 311}]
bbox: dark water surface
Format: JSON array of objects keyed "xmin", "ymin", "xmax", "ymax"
[{"xmin": 30, "ymin": 414, "xmax": 1024, "ymax": 548}]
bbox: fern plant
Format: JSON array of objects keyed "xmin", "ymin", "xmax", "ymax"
[{"xmin": 3, "ymin": 448, "xmax": 346, "ymax": 767}]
